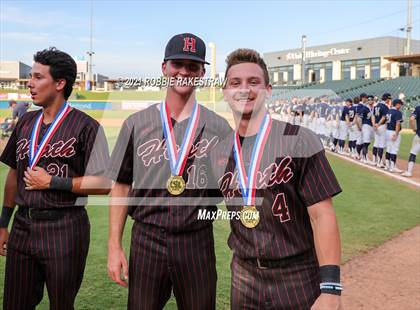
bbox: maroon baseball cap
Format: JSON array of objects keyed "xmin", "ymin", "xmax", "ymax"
[{"xmin": 164, "ymin": 33, "xmax": 209, "ymax": 64}]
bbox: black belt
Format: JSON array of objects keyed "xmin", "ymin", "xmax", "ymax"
[
  {"xmin": 243, "ymin": 251, "xmax": 310, "ymax": 270},
  {"xmin": 17, "ymin": 207, "xmax": 83, "ymax": 221}
]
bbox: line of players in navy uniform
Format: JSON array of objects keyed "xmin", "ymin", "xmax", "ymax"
[{"xmin": 268, "ymin": 93, "xmax": 419, "ymax": 177}]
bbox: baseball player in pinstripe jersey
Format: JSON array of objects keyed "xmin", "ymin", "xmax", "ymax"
[
  {"xmin": 211, "ymin": 49, "xmax": 343, "ymax": 310},
  {"xmin": 107, "ymin": 33, "xmax": 231, "ymax": 309},
  {"xmin": 0, "ymin": 48, "xmax": 110, "ymax": 310}
]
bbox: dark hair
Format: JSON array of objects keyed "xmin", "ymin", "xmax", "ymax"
[
  {"xmin": 353, "ymin": 96, "xmax": 360, "ymax": 104},
  {"xmin": 33, "ymin": 47, "xmax": 77, "ymax": 99},
  {"xmin": 224, "ymin": 48, "xmax": 269, "ymax": 86}
]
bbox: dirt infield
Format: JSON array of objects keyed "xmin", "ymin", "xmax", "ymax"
[{"xmin": 342, "ymin": 225, "xmax": 420, "ymax": 310}]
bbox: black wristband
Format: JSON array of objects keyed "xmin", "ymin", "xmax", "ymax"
[
  {"xmin": 320, "ymin": 265, "xmax": 340, "ymax": 283},
  {"xmin": 320, "ymin": 265, "xmax": 342, "ymax": 296},
  {"xmin": 0, "ymin": 206, "xmax": 14, "ymax": 228},
  {"xmin": 50, "ymin": 176, "xmax": 73, "ymax": 192}
]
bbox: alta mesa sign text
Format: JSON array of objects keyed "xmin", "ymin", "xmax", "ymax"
[{"xmin": 286, "ymin": 48, "xmax": 350, "ymax": 61}]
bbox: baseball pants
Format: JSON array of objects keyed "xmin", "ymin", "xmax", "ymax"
[
  {"xmin": 355, "ymin": 128, "xmax": 363, "ymax": 145},
  {"xmin": 128, "ymin": 222, "xmax": 217, "ymax": 310},
  {"xmin": 302, "ymin": 115, "xmax": 309, "ymax": 128},
  {"xmin": 348, "ymin": 124, "xmax": 360, "ymax": 142},
  {"xmin": 386, "ymin": 130, "xmax": 402, "ymax": 155},
  {"xmin": 331, "ymin": 120, "xmax": 339, "ymax": 139},
  {"xmin": 3, "ymin": 208, "xmax": 90, "ymax": 310},
  {"xmin": 373, "ymin": 124, "xmax": 387, "ymax": 148},
  {"xmin": 409, "ymin": 134, "xmax": 420, "ymax": 155},
  {"xmin": 338, "ymin": 121, "xmax": 348, "ymax": 141},
  {"xmin": 316, "ymin": 117, "xmax": 326, "ymax": 136},
  {"xmin": 230, "ymin": 251, "xmax": 320, "ymax": 310},
  {"xmin": 362, "ymin": 124, "xmax": 374, "ymax": 144}
]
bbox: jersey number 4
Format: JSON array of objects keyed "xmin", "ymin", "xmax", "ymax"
[{"xmin": 272, "ymin": 193, "xmax": 290, "ymax": 223}]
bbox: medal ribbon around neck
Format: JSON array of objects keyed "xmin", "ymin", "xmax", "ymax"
[
  {"xmin": 233, "ymin": 114, "xmax": 272, "ymax": 206},
  {"xmin": 160, "ymin": 101, "xmax": 200, "ymax": 177},
  {"xmin": 29, "ymin": 102, "xmax": 71, "ymax": 169}
]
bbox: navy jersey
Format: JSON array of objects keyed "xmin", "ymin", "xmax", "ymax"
[
  {"xmin": 282, "ymin": 103, "xmax": 289, "ymax": 114},
  {"xmin": 302, "ymin": 103, "xmax": 308, "ymax": 116},
  {"xmin": 412, "ymin": 105, "xmax": 420, "ymax": 136},
  {"xmin": 386, "ymin": 108, "xmax": 403, "ymax": 131},
  {"xmin": 317, "ymin": 102, "xmax": 329, "ymax": 118},
  {"xmin": 341, "ymin": 106, "xmax": 355, "ymax": 122},
  {"xmin": 337, "ymin": 105, "xmax": 344, "ymax": 119},
  {"xmin": 360, "ymin": 105, "xmax": 373, "ymax": 126},
  {"xmin": 330, "ymin": 105, "xmax": 339, "ymax": 120},
  {"xmin": 291, "ymin": 104, "xmax": 299, "ymax": 115},
  {"xmin": 373, "ymin": 102, "xmax": 389, "ymax": 124},
  {"xmin": 308, "ymin": 104, "xmax": 315, "ymax": 115},
  {"xmin": 354, "ymin": 103, "xmax": 364, "ymax": 117},
  {"xmin": 12, "ymin": 102, "xmax": 30, "ymax": 119}
]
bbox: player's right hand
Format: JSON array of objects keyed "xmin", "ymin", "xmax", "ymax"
[
  {"xmin": 107, "ymin": 246, "xmax": 129, "ymax": 287},
  {"xmin": 0, "ymin": 228, "xmax": 9, "ymax": 256}
]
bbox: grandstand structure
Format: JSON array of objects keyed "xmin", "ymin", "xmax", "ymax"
[
  {"xmin": 264, "ymin": 36, "xmax": 420, "ymax": 85},
  {"xmin": 266, "ymin": 36, "xmax": 420, "ymax": 108},
  {"xmin": 271, "ymin": 76, "xmax": 420, "ymax": 108},
  {"xmin": 273, "ymin": 76, "xmax": 420, "ymax": 107}
]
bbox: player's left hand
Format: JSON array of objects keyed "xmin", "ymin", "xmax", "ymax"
[
  {"xmin": 391, "ymin": 133, "xmax": 397, "ymax": 141},
  {"xmin": 24, "ymin": 167, "xmax": 52, "ymax": 190},
  {"xmin": 311, "ymin": 293, "xmax": 342, "ymax": 310}
]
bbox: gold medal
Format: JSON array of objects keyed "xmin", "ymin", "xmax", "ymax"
[
  {"xmin": 240, "ymin": 205, "xmax": 260, "ymax": 228},
  {"xmin": 167, "ymin": 175, "xmax": 185, "ymax": 196}
]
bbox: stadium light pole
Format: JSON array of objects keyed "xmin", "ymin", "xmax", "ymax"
[
  {"xmin": 87, "ymin": 0, "xmax": 94, "ymax": 91},
  {"xmin": 208, "ymin": 42, "xmax": 216, "ymax": 110},
  {"xmin": 406, "ymin": 0, "xmax": 412, "ymax": 55},
  {"xmin": 301, "ymin": 35, "xmax": 307, "ymax": 85}
]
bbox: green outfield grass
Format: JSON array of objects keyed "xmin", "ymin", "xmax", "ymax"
[
  {"xmin": 0, "ymin": 125, "xmax": 419, "ymax": 309},
  {"xmin": 399, "ymin": 131, "xmax": 416, "ymax": 161}
]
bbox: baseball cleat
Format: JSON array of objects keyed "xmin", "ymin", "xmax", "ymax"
[{"xmin": 401, "ymin": 171, "xmax": 412, "ymax": 177}]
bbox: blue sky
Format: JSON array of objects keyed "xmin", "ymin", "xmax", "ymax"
[{"xmin": 1, "ymin": 0, "xmax": 419, "ymax": 78}]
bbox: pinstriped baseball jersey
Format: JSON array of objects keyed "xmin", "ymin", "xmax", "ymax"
[
  {"xmin": 0, "ymin": 108, "xmax": 109, "ymax": 208},
  {"xmin": 107, "ymin": 103, "xmax": 232, "ymax": 233},
  {"xmin": 211, "ymin": 119, "xmax": 342, "ymax": 260}
]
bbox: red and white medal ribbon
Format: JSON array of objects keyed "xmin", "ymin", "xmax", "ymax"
[
  {"xmin": 233, "ymin": 114, "xmax": 272, "ymax": 205},
  {"xmin": 29, "ymin": 102, "xmax": 71, "ymax": 169},
  {"xmin": 160, "ymin": 101, "xmax": 200, "ymax": 176}
]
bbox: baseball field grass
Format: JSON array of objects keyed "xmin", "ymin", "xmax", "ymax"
[{"xmin": 0, "ymin": 124, "xmax": 419, "ymax": 309}]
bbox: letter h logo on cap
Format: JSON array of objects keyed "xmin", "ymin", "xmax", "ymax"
[{"xmin": 183, "ymin": 37, "xmax": 196, "ymax": 53}]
